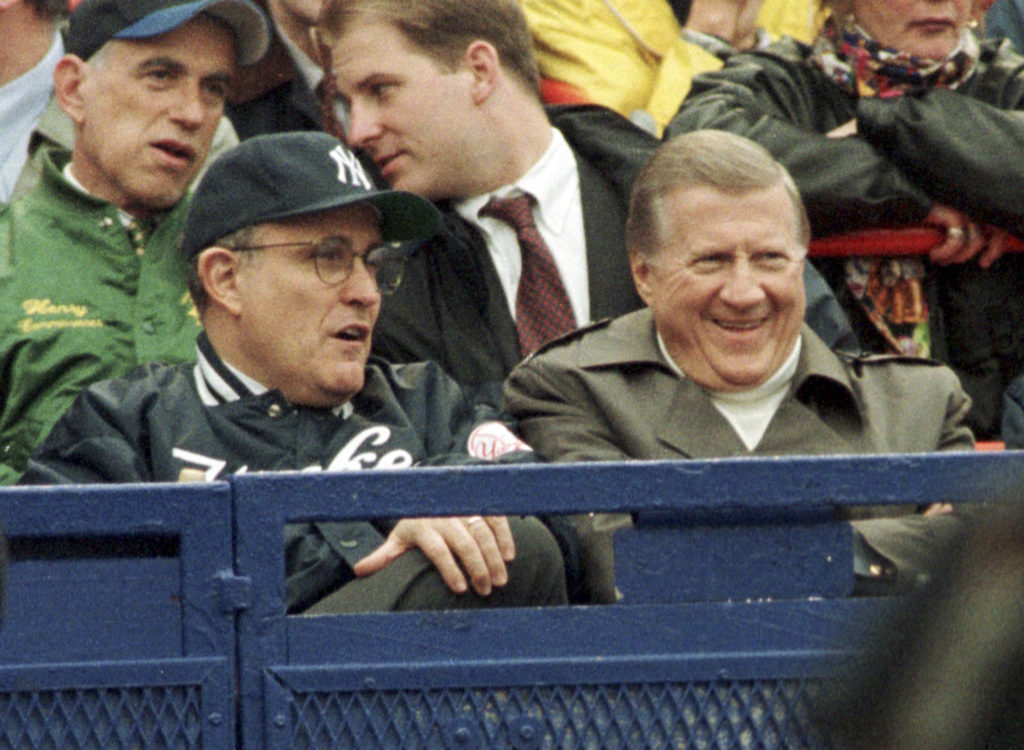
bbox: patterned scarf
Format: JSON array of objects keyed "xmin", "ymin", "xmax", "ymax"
[
  {"xmin": 810, "ymin": 16, "xmax": 978, "ymax": 357},
  {"xmin": 810, "ymin": 15, "xmax": 979, "ymax": 98}
]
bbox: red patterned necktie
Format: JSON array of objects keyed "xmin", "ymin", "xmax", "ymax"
[{"xmin": 480, "ymin": 194, "xmax": 578, "ymax": 356}]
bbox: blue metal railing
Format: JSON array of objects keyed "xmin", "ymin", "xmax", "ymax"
[{"xmin": 1, "ymin": 452, "xmax": 1020, "ymax": 748}]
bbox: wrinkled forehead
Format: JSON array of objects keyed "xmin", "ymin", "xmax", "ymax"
[{"xmin": 660, "ymin": 184, "xmax": 805, "ymax": 252}]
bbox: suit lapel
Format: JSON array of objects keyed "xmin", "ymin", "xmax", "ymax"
[
  {"xmin": 440, "ymin": 217, "xmax": 521, "ymax": 373},
  {"xmin": 576, "ymin": 157, "xmax": 642, "ymax": 320}
]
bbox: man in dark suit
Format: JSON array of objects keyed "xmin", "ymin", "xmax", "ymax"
[
  {"xmin": 225, "ymin": 0, "xmax": 325, "ymax": 139},
  {"xmin": 319, "ymin": 0, "xmax": 855, "ymax": 403}
]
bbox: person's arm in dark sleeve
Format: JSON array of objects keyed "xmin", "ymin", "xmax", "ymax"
[
  {"xmin": 17, "ymin": 379, "xmax": 155, "ymax": 485},
  {"xmin": 666, "ymin": 49, "xmax": 933, "ymax": 235}
]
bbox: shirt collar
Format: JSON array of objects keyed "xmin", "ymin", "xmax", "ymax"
[
  {"xmin": 193, "ymin": 331, "xmax": 353, "ymax": 417},
  {"xmin": 455, "ymin": 126, "xmax": 576, "ymax": 234}
]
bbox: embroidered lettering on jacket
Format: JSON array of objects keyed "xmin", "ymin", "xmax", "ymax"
[
  {"xmin": 18, "ymin": 298, "xmax": 103, "ymax": 333},
  {"xmin": 173, "ymin": 426, "xmax": 414, "ymax": 481}
]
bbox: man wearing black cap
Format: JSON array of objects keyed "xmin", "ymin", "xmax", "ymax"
[
  {"xmin": 0, "ymin": 0, "xmax": 271, "ymax": 482},
  {"xmin": 19, "ymin": 131, "xmax": 571, "ymax": 614}
]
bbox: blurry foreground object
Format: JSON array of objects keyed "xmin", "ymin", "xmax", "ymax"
[{"xmin": 817, "ymin": 498, "xmax": 1024, "ymax": 749}]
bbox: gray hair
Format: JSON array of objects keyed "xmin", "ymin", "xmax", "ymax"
[
  {"xmin": 186, "ymin": 225, "xmax": 258, "ymax": 316},
  {"xmin": 626, "ymin": 129, "xmax": 810, "ymax": 258}
]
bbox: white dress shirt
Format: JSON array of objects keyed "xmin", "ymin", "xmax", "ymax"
[
  {"xmin": 455, "ymin": 128, "xmax": 589, "ymax": 325},
  {"xmin": 0, "ymin": 31, "xmax": 63, "ymax": 203}
]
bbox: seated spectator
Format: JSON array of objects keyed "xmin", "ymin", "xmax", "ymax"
[
  {"xmin": 667, "ymin": 0, "xmax": 1024, "ymax": 439},
  {"xmin": 226, "ymin": 0, "xmax": 326, "ymax": 139},
  {"xmin": 0, "ymin": 0, "xmax": 271, "ymax": 483},
  {"xmin": 0, "ymin": 0, "xmax": 67, "ymax": 204},
  {"xmin": 320, "ymin": 0, "xmax": 854, "ymax": 401},
  {"xmin": 3, "ymin": 0, "xmax": 241, "ymax": 203},
  {"xmin": 504, "ymin": 131, "xmax": 972, "ymax": 602},
  {"xmin": 323, "ymin": 0, "xmax": 853, "ymax": 603},
  {"xmin": 20, "ymin": 131, "xmax": 571, "ymax": 615},
  {"xmin": 522, "ymin": 0, "xmax": 823, "ymax": 135}
]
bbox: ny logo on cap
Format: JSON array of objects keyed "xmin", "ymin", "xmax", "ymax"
[{"xmin": 329, "ymin": 145, "xmax": 372, "ymax": 191}]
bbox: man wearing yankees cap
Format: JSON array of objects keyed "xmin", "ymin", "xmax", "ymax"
[{"xmin": 20, "ymin": 131, "xmax": 573, "ymax": 614}]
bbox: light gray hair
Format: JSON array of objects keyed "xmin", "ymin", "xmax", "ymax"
[{"xmin": 626, "ymin": 129, "xmax": 810, "ymax": 258}]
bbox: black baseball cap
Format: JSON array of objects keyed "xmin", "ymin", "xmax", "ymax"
[
  {"xmin": 180, "ymin": 132, "xmax": 442, "ymax": 258},
  {"xmin": 66, "ymin": 0, "xmax": 270, "ymax": 66}
]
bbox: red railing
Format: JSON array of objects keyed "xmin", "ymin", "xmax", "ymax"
[{"xmin": 810, "ymin": 226, "xmax": 1024, "ymax": 257}]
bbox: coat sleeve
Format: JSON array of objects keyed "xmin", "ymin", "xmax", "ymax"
[
  {"xmin": 936, "ymin": 367, "xmax": 976, "ymax": 453},
  {"xmin": 856, "ymin": 88, "xmax": 1024, "ymax": 237},
  {"xmin": 17, "ymin": 376, "xmax": 156, "ymax": 485},
  {"xmin": 502, "ymin": 357, "xmax": 634, "ymax": 463},
  {"xmin": 665, "ymin": 46, "xmax": 932, "ymax": 236}
]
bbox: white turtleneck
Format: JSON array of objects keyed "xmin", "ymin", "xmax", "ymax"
[{"xmin": 657, "ymin": 333, "xmax": 802, "ymax": 451}]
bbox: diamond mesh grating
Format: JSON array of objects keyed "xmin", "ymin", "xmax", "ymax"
[
  {"xmin": 291, "ymin": 679, "xmax": 828, "ymax": 749},
  {"xmin": 0, "ymin": 685, "xmax": 203, "ymax": 749}
]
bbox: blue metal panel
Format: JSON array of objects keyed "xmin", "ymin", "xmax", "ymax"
[
  {"xmin": 232, "ymin": 480, "xmax": 290, "ymax": 750},
  {"xmin": 1, "ymin": 557, "xmax": 182, "ymax": 662},
  {"xmin": 282, "ymin": 600, "xmax": 888, "ymax": 684},
  {"xmin": 278, "ymin": 675, "xmax": 828, "ymax": 749},
  {"xmin": 0, "ymin": 483, "xmax": 238, "ymax": 747},
  {"xmin": 267, "ymin": 596, "xmax": 883, "ymax": 750},
  {"xmin": 0, "ymin": 659, "xmax": 232, "ymax": 749},
  {"xmin": 230, "ymin": 452, "xmax": 1018, "ymax": 523},
  {"xmin": 614, "ymin": 520, "xmax": 854, "ymax": 602},
  {"xmin": 237, "ymin": 455, "xmax": 998, "ymax": 749}
]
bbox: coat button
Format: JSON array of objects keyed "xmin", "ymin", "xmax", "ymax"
[{"xmin": 267, "ymin": 403, "xmax": 283, "ymax": 417}]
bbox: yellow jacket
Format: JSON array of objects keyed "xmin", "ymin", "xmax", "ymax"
[{"xmin": 522, "ymin": 0, "xmax": 822, "ymax": 134}]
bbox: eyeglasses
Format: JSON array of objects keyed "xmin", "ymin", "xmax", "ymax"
[{"xmin": 230, "ymin": 237, "xmax": 407, "ymax": 294}]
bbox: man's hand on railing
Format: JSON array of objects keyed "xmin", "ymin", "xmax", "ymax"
[
  {"xmin": 925, "ymin": 204, "xmax": 988, "ymax": 267},
  {"xmin": 353, "ymin": 515, "xmax": 516, "ymax": 596}
]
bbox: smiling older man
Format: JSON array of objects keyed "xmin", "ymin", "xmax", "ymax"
[
  {"xmin": 20, "ymin": 131, "xmax": 571, "ymax": 615},
  {"xmin": 503, "ymin": 130, "xmax": 973, "ymax": 601}
]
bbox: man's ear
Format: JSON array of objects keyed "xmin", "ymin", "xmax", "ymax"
[
  {"xmin": 462, "ymin": 40, "xmax": 500, "ymax": 104},
  {"xmin": 198, "ymin": 247, "xmax": 245, "ymax": 316},
  {"xmin": 53, "ymin": 56, "xmax": 90, "ymax": 125},
  {"xmin": 631, "ymin": 252, "xmax": 656, "ymax": 307}
]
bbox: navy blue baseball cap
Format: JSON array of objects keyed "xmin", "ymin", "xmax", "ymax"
[
  {"xmin": 180, "ymin": 132, "xmax": 442, "ymax": 258},
  {"xmin": 66, "ymin": 0, "xmax": 270, "ymax": 66}
]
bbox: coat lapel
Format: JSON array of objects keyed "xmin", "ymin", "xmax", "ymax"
[
  {"xmin": 655, "ymin": 379, "xmax": 751, "ymax": 458},
  {"xmin": 578, "ymin": 310, "xmax": 750, "ymax": 458},
  {"xmin": 575, "ymin": 157, "xmax": 642, "ymax": 320},
  {"xmin": 758, "ymin": 328, "xmax": 864, "ymax": 454}
]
